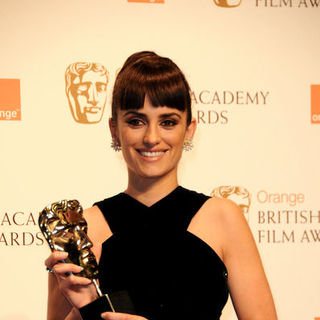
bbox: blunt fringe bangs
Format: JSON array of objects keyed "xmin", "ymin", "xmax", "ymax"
[{"xmin": 112, "ymin": 51, "xmax": 192, "ymax": 125}]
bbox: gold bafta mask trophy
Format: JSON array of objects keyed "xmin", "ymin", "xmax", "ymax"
[{"xmin": 39, "ymin": 200, "xmax": 116, "ymax": 318}]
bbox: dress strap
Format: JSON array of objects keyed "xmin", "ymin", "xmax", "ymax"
[
  {"xmin": 93, "ymin": 193, "xmax": 127, "ymax": 234},
  {"xmin": 93, "ymin": 187, "xmax": 210, "ymax": 234},
  {"xmin": 172, "ymin": 188, "xmax": 210, "ymax": 230}
]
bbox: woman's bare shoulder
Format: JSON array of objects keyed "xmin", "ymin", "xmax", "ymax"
[
  {"xmin": 83, "ymin": 205, "xmax": 112, "ymax": 244},
  {"xmin": 193, "ymin": 196, "xmax": 245, "ymax": 226},
  {"xmin": 204, "ymin": 197, "xmax": 252, "ymax": 243},
  {"xmin": 204, "ymin": 196, "xmax": 247, "ymax": 226},
  {"xmin": 188, "ymin": 197, "xmax": 249, "ymax": 260}
]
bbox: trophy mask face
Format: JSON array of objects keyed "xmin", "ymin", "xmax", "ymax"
[
  {"xmin": 39, "ymin": 200, "xmax": 98, "ymax": 279},
  {"xmin": 47, "ymin": 210, "xmax": 90, "ymax": 251}
]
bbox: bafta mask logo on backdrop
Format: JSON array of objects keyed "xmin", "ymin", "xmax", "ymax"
[
  {"xmin": 127, "ymin": 0, "xmax": 165, "ymax": 3},
  {"xmin": 0, "ymin": 79, "xmax": 21, "ymax": 121},
  {"xmin": 211, "ymin": 186, "xmax": 251, "ymax": 221},
  {"xmin": 214, "ymin": 0, "xmax": 242, "ymax": 7},
  {"xmin": 65, "ymin": 62, "xmax": 109, "ymax": 124},
  {"xmin": 311, "ymin": 85, "xmax": 320, "ymax": 124}
]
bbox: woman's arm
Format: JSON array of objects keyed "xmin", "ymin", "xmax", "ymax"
[
  {"xmin": 45, "ymin": 251, "xmax": 98, "ymax": 319},
  {"xmin": 47, "ymin": 267, "xmax": 89, "ymax": 320},
  {"xmin": 219, "ymin": 199, "xmax": 278, "ymax": 320},
  {"xmin": 47, "ymin": 272, "xmax": 74, "ymax": 320}
]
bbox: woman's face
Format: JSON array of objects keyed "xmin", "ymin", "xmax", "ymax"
[{"xmin": 110, "ymin": 96, "xmax": 196, "ymax": 182}]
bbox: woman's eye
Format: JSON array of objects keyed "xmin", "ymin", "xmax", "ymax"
[
  {"xmin": 127, "ymin": 119, "xmax": 144, "ymax": 126},
  {"xmin": 161, "ymin": 119, "xmax": 177, "ymax": 127}
]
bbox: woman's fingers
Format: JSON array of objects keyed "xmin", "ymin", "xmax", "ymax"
[
  {"xmin": 52, "ymin": 260, "xmax": 92, "ymax": 285},
  {"xmin": 53, "ymin": 264, "xmax": 91, "ymax": 284},
  {"xmin": 101, "ymin": 312, "xmax": 147, "ymax": 320},
  {"xmin": 44, "ymin": 251, "xmax": 97, "ymax": 309},
  {"xmin": 45, "ymin": 251, "xmax": 91, "ymax": 285},
  {"xmin": 53, "ymin": 262, "xmax": 82, "ymax": 275},
  {"xmin": 45, "ymin": 251, "xmax": 68, "ymax": 269},
  {"xmin": 58, "ymin": 274, "xmax": 92, "ymax": 288}
]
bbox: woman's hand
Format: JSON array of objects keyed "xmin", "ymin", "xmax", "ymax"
[
  {"xmin": 101, "ymin": 312, "xmax": 148, "ymax": 320},
  {"xmin": 45, "ymin": 251, "xmax": 98, "ymax": 309}
]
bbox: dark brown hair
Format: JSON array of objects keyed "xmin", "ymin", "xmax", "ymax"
[{"xmin": 111, "ymin": 51, "xmax": 192, "ymax": 125}]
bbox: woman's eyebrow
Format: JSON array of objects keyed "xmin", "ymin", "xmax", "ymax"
[
  {"xmin": 123, "ymin": 111, "xmax": 182, "ymax": 120},
  {"xmin": 159, "ymin": 112, "xmax": 182, "ymax": 119},
  {"xmin": 123, "ymin": 111, "xmax": 147, "ymax": 118}
]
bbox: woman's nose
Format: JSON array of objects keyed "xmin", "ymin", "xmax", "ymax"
[{"xmin": 143, "ymin": 124, "xmax": 161, "ymax": 147}]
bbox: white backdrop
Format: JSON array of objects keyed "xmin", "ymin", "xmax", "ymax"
[{"xmin": 1, "ymin": 1, "xmax": 320, "ymax": 319}]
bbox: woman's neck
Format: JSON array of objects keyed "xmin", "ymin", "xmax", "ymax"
[{"xmin": 125, "ymin": 172, "xmax": 179, "ymax": 207}]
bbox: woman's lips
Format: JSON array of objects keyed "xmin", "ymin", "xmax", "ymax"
[
  {"xmin": 136, "ymin": 149, "xmax": 168, "ymax": 160},
  {"xmin": 138, "ymin": 150, "xmax": 165, "ymax": 157}
]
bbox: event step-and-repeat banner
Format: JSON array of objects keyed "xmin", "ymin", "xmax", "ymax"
[{"xmin": 1, "ymin": 1, "xmax": 319, "ymax": 319}]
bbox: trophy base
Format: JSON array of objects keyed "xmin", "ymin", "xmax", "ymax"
[
  {"xmin": 79, "ymin": 290, "xmax": 136, "ymax": 319},
  {"xmin": 79, "ymin": 295, "xmax": 113, "ymax": 320}
]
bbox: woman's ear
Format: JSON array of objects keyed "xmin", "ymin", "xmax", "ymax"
[
  {"xmin": 185, "ymin": 117, "xmax": 197, "ymax": 141},
  {"xmin": 109, "ymin": 118, "xmax": 122, "ymax": 152}
]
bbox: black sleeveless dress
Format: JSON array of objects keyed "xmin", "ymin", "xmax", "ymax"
[{"xmin": 94, "ymin": 186, "xmax": 229, "ymax": 320}]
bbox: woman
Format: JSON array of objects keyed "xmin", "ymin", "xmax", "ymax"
[{"xmin": 45, "ymin": 51, "xmax": 278, "ymax": 320}]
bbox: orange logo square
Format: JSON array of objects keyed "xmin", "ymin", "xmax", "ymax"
[
  {"xmin": 127, "ymin": 0, "xmax": 164, "ymax": 3},
  {"xmin": 311, "ymin": 85, "xmax": 320, "ymax": 124},
  {"xmin": 0, "ymin": 79, "xmax": 21, "ymax": 121}
]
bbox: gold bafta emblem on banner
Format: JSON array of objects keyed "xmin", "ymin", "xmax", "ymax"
[
  {"xmin": 211, "ymin": 186, "xmax": 251, "ymax": 221},
  {"xmin": 213, "ymin": 0, "xmax": 242, "ymax": 7},
  {"xmin": 65, "ymin": 62, "xmax": 109, "ymax": 124}
]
